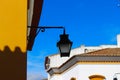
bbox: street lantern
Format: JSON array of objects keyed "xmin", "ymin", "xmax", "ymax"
[
  {"xmin": 28, "ymin": 26, "xmax": 73, "ymax": 57},
  {"xmin": 113, "ymin": 78, "xmax": 118, "ymax": 80},
  {"xmin": 57, "ymin": 30, "xmax": 73, "ymax": 57}
]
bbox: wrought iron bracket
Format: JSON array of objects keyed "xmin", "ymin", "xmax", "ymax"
[{"xmin": 27, "ymin": 26, "xmax": 65, "ymax": 40}]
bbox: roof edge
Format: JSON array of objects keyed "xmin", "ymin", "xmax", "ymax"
[{"xmin": 47, "ymin": 56, "xmax": 120, "ymax": 76}]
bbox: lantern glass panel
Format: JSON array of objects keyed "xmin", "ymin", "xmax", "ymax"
[{"xmin": 59, "ymin": 43, "xmax": 71, "ymax": 53}]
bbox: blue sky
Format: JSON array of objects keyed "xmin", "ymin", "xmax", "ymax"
[{"xmin": 27, "ymin": 0, "xmax": 120, "ymax": 80}]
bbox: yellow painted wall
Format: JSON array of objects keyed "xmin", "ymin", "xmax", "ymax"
[
  {"xmin": 0, "ymin": 0, "xmax": 27, "ymax": 52},
  {"xmin": 0, "ymin": 0, "xmax": 27, "ymax": 79}
]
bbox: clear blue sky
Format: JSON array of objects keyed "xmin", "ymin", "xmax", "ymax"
[{"xmin": 27, "ymin": 0, "xmax": 120, "ymax": 80}]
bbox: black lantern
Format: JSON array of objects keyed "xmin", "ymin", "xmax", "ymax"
[
  {"xmin": 113, "ymin": 78, "xmax": 118, "ymax": 80},
  {"xmin": 57, "ymin": 30, "xmax": 72, "ymax": 57}
]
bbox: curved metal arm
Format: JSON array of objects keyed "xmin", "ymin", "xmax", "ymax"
[{"xmin": 28, "ymin": 26, "xmax": 66, "ymax": 40}]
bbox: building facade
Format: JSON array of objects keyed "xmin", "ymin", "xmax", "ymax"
[
  {"xmin": 0, "ymin": 0, "xmax": 43, "ymax": 79},
  {"xmin": 45, "ymin": 34, "xmax": 120, "ymax": 80}
]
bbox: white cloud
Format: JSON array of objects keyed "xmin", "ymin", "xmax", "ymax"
[
  {"xmin": 27, "ymin": 59, "xmax": 48, "ymax": 79},
  {"xmin": 27, "ymin": 61, "xmax": 42, "ymax": 68},
  {"xmin": 27, "ymin": 73, "xmax": 45, "ymax": 80},
  {"xmin": 27, "ymin": 50, "xmax": 49, "ymax": 79}
]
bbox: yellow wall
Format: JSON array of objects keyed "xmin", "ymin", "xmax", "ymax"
[
  {"xmin": 0, "ymin": 0, "xmax": 27, "ymax": 52},
  {"xmin": 0, "ymin": 0, "xmax": 27, "ymax": 79}
]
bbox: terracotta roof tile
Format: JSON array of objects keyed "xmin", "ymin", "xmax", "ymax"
[{"xmin": 79, "ymin": 48, "xmax": 120, "ymax": 56}]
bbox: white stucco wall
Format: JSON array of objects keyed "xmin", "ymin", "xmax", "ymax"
[
  {"xmin": 49, "ymin": 64, "xmax": 120, "ymax": 80},
  {"xmin": 49, "ymin": 74, "xmax": 61, "ymax": 80},
  {"xmin": 48, "ymin": 45, "xmax": 118, "ymax": 69},
  {"xmin": 117, "ymin": 34, "xmax": 120, "ymax": 47}
]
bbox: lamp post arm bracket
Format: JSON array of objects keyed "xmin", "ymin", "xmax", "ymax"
[{"xmin": 27, "ymin": 26, "xmax": 65, "ymax": 40}]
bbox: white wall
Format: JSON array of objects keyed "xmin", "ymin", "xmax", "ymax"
[
  {"xmin": 48, "ymin": 45, "xmax": 118, "ymax": 69},
  {"xmin": 49, "ymin": 64, "xmax": 120, "ymax": 80},
  {"xmin": 117, "ymin": 34, "xmax": 120, "ymax": 47},
  {"xmin": 49, "ymin": 74, "xmax": 61, "ymax": 80},
  {"xmin": 61, "ymin": 64, "xmax": 120, "ymax": 80}
]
